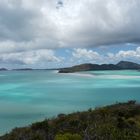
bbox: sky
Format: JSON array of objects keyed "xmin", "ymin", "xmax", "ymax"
[{"xmin": 0, "ymin": 0, "xmax": 140, "ymax": 69}]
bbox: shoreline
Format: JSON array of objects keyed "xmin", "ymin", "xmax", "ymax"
[{"xmin": 1, "ymin": 100, "xmax": 140, "ymax": 140}]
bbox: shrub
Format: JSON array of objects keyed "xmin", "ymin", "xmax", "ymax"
[{"xmin": 55, "ymin": 133, "xmax": 82, "ymax": 140}]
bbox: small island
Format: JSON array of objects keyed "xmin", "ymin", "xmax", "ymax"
[{"xmin": 0, "ymin": 68, "xmax": 7, "ymax": 71}]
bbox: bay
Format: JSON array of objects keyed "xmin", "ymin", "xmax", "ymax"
[{"xmin": 0, "ymin": 70, "xmax": 140, "ymax": 135}]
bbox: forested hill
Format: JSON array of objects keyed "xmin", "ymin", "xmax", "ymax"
[{"xmin": 59, "ymin": 61, "xmax": 140, "ymax": 73}]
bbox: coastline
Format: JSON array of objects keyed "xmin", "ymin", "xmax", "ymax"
[{"xmin": 1, "ymin": 101, "xmax": 140, "ymax": 140}]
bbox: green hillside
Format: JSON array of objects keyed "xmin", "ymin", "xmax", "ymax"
[{"xmin": 1, "ymin": 101, "xmax": 140, "ymax": 140}]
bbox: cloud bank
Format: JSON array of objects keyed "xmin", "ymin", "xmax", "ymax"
[
  {"xmin": 72, "ymin": 47, "xmax": 140, "ymax": 64},
  {"xmin": 0, "ymin": 0, "xmax": 140, "ymax": 67}
]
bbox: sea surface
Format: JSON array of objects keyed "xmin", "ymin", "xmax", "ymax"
[{"xmin": 0, "ymin": 70, "xmax": 140, "ymax": 135}]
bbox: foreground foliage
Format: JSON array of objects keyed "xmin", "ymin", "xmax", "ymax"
[{"xmin": 1, "ymin": 101, "xmax": 140, "ymax": 140}]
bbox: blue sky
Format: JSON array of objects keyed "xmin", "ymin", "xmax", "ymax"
[
  {"xmin": 0, "ymin": 0, "xmax": 140, "ymax": 69},
  {"xmin": 53, "ymin": 44, "xmax": 140, "ymax": 69}
]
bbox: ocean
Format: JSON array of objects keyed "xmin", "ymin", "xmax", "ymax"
[{"xmin": 0, "ymin": 70, "xmax": 140, "ymax": 135}]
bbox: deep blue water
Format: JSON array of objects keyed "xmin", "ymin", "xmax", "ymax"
[{"xmin": 0, "ymin": 70, "xmax": 140, "ymax": 135}]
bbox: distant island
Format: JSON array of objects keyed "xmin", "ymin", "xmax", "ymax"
[
  {"xmin": 12, "ymin": 68, "xmax": 33, "ymax": 71},
  {"xmin": 1, "ymin": 101, "xmax": 140, "ymax": 140},
  {"xmin": 0, "ymin": 61, "xmax": 140, "ymax": 73},
  {"xmin": 0, "ymin": 68, "xmax": 7, "ymax": 71},
  {"xmin": 59, "ymin": 61, "xmax": 140, "ymax": 73}
]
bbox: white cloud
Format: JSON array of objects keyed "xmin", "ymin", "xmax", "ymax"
[
  {"xmin": 0, "ymin": 49, "xmax": 62, "ymax": 67},
  {"xmin": 110, "ymin": 47, "xmax": 140, "ymax": 61},
  {"xmin": 72, "ymin": 47, "xmax": 140, "ymax": 64},
  {"xmin": 72, "ymin": 48, "xmax": 101, "ymax": 61}
]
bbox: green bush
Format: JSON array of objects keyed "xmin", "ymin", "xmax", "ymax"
[{"xmin": 55, "ymin": 133, "xmax": 82, "ymax": 140}]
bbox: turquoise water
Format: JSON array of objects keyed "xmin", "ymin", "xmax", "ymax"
[{"xmin": 0, "ymin": 70, "xmax": 140, "ymax": 135}]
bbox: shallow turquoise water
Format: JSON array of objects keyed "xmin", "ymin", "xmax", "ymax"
[{"xmin": 0, "ymin": 70, "xmax": 140, "ymax": 135}]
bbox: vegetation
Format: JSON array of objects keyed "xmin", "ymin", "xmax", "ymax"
[
  {"xmin": 1, "ymin": 101, "xmax": 140, "ymax": 140},
  {"xmin": 58, "ymin": 61, "xmax": 140, "ymax": 73}
]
